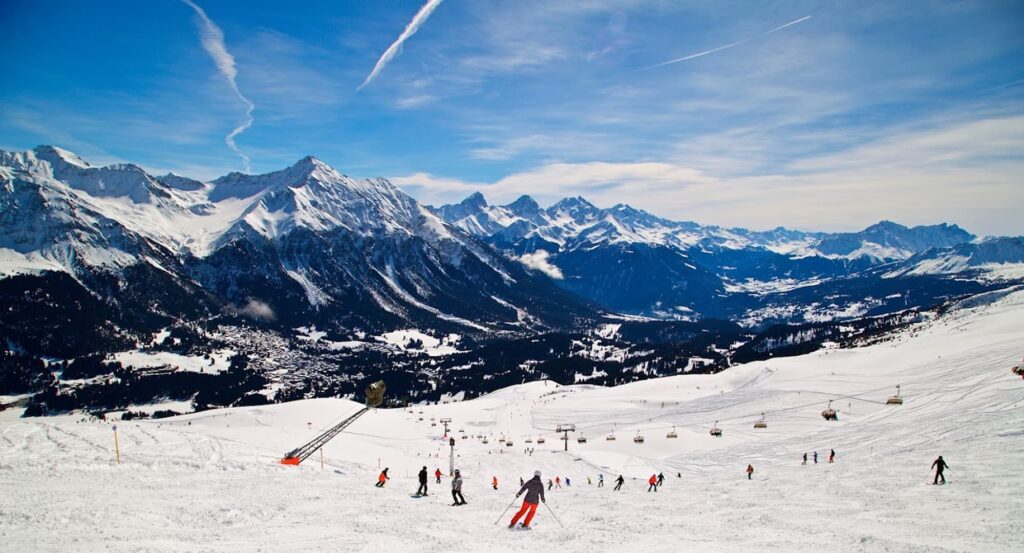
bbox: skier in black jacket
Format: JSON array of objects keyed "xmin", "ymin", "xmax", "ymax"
[
  {"xmin": 509, "ymin": 471, "xmax": 546, "ymax": 529},
  {"xmin": 613, "ymin": 475, "xmax": 625, "ymax": 491},
  {"xmin": 932, "ymin": 456, "xmax": 949, "ymax": 485},
  {"xmin": 416, "ymin": 466, "xmax": 428, "ymax": 496}
]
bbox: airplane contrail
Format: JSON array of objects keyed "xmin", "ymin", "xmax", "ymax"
[
  {"xmin": 358, "ymin": 0, "xmax": 444, "ymax": 90},
  {"xmin": 762, "ymin": 15, "xmax": 812, "ymax": 36},
  {"xmin": 650, "ymin": 15, "xmax": 812, "ymax": 69},
  {"xmin": 182, "ymin": 0, "xmax": 255, "ymax": 172}
]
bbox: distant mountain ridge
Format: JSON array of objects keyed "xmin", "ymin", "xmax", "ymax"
[{"xmin": 432, "ymin": 192, "xmax": 1017, "ymax": 318}]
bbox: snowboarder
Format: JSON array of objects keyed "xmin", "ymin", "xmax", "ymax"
[
  {"xmin": 829, "ymin": 449, "xmax": 836, "ymax": 463},
  {"xmin": 802, "ymin": 453, "xmax": 807, "ymax": 465},
  {"xmin": 510, "ymin": 470, "xmax": 545, "ymax": 529},
  {"xmin": 435, "ymin": 468, "xmax": 442, "ymax": 484},
  {"xmin": 492, "ymin": 476, "xmax": 499, "ymax": 490},
  {"xmin": 932, "ymin": 456, "xmax": 949, "ymax": 485},
  {"xmin": 647, "ymin": 474, "xmax": 658, "ymax": 492},
  {"xmin": 613, "ymin": 475, "xmax": 624, "ymax": 491},
  {"xmin": 813, "ymin": 451, "xmax": 818, "ymax": 464},
  {"xmin": 746, "ymin": 464, "xmax": 754, "ymax": 480},
  {"xmin": 555, "ymin": 476, "xmax": 562, "ymax": 489},
  {"xmin": 376, "ymin": 468, "xmax": 390, "ymax": 488},
  {"xmin": 416, "ymin": 466, "xmax": 429, "ymax": 496},
  {"xmin": 657, "ymin": 472, "xmax": 665, "ymax": 486},
  {"xmin": 451, "ymin": 469, "xmax": 467, "ymax": 505},
  {"xmin": 598, "ymin": 474, "xmax": 604, "ymax": 487}
]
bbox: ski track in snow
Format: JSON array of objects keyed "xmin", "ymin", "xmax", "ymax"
[{"xmin": 2, "ymin": 293, "xmax": 1024, "ymax": 551}]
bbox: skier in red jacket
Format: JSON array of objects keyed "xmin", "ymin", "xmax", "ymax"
[
  {"xmin": 435, "ymin": 468, "xmax": 442, "ymax": 483},
  {"xmin": 647, "ymin": 474, "xmax": 658, "ymax": 492}
]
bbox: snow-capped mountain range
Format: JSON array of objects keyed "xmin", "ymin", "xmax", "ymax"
[
  {"xmin": 3, "ymin": 146, "xmax": 1022, "ymax": 416},
  {"xmin": 432, "ymin": 192, "xmax": 1022, "ymax": 318},
  {"xmin": 0, "ymin": 146, "xmax": 598, "ymax": 356}
]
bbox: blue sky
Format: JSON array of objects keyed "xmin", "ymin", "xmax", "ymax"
[{"xmin": 1, "ymin": 0, "xmax": 1022, "ymax": 234}]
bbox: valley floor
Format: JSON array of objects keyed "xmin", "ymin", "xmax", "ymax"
[{"xmin": 2, "ymin": 291, "xmax": 1023, "ymax": 552}]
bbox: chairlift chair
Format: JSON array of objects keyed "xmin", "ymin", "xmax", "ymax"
[
  {"xmin": 633, "ymin": 430, "xmax": 645, "ymax": 443},
  {"xmin": 577, "ymin": 433, "xmax": 587, "ymax": 444},
  {"xmin": 537, "ymin": 436, "xmax": 546, "ymax": 444},
  {"xmin": 667, "ymin": 426, "xmax": 678, "ymax": 438},
  {"xmin": 754, "ymin": 413, "xmax": 767, "ymax": 429},
  {"xmin": 709, "ymin": 421, "xmax": 723, "ymax": 437},
  {"xmin": 886, "ymin": 385, "xmax": 904, "ymax": 405},
  {"xmin": 525, "ymin": 437, "xmax": 533, "ymax": 444},
  {"xmin": 821, "ymin": 400, "xmax": 838, "ymax": 421},
  {"xmin": 606, "ymin": 432, "xmax": 616, "ymax": 441}
]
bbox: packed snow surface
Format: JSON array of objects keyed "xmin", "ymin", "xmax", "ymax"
[{"xmin": 2, "ymin": 291, "xmax": 1024, "ymax": 552}]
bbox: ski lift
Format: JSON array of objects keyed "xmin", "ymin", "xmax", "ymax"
[
  {"xmin": 525, "ymin": 437, "xmax": 533, "ymax": 444},
  {"xmin": 709, "ymin": 421, "xmax": 722, "ymax": 437},
  {"xmin": 606, "ymin": 432, "xmax": 616, "ymax": 441},
  {"xmin": 886, "ymin": 385, "xmax": 904, "ymax": 405},
  {"xmin": 1011, "ymin": 361, "xmax": 1023, "ymax": 378},
  {"xmin": 754, "ymin": 413, "xmax": 767, "ymax": 429},
  {"xmin": 506, "ymin": 440, "xmax": 514, "ymax": 447},
  {"xmin": 431, "ymin": 422, "xmax": 437, "ymax": 427},
  {"xmin": 667, "ymin": 426, "xmax": 678, "ymax": 439},
  {"xmin": 577, "ymin": 433, "xmax": 587, "ymax": 444},
  {"xmin": 821, "ymin": 400, "xmax": 838, "ymax": 421},
  {"xmin": 537, "ymin": 436, "xmax": 546, "ymax": 444},
  {"xmin": 633, "ymin": 430, "xmax": 645, "ymax": 444}
]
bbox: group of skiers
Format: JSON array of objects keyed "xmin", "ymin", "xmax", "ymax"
[
  {"xmin": 376, "ymin": 453, "xmax": 953, "ymax": 526},
  {"xmin": 801, "ymin": 449, "xmax": 837, "ymax": 465}
]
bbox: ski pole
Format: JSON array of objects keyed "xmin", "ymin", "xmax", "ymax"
[
  {"xmin": 493, "ymin": 497, "xmax": 519, "ymax": 525},
  {"xmin": 543, "ymin": 501, "xmax": 565, "ymax": 528}
]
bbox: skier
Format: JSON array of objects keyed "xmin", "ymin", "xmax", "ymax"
[
  {"xmin": 492, "ymin": 476, "xmax": 499, "ymax": 490},
  {"xmin": 802, "ymin": 452, "xmax": 807, "ymax": 465},
  {"xmin": 451, "ymin": 469, "xmax": 467, "ymax": 505},
  {"xmin": 746, "ymin": 464, "xmax": 754, "ymax": 480},
  {"xmin": 829, "ymin": 449, "xmax": 836, "ymax": 463},
  {"xmin": 657, "ymin": 472, "xmax": 665, "ymax": 486},
  {"xmin": 587, "ymin": 476, "xmax": 592, "ymax": 485},
  {"xmin": 813, "ymin": 451, "xmax": 818, "ymax": 464},
  {"xmin": 417, "ymin": 466, "xmax": 429, "ymax": 496},
  {"xmin": 547, "ymin": 479, "xmax": 553, "ymax": 491},
  {"xmin": 647, "ymin": 474, "xmax": 658, "ymax": 492},
  {"xmin": 509, "ymin": 470, "xmax": 545, "ymax": 529},
  {"xmin": 613, "ymin": 475, "xmax": 625, "ymax": 491},
  {"xmin": 931, "ymin": 456, "xmax": 949, "ymax": 485},
  {"xmin": 598, "ymin": 473, "xmax": 604, "ymax": 487},
  {"xmin": 435, "ymin": 468, "xmax": 442, "ymax": 484},
  {"xmin": 566, "ymin": 477, "xmax": 571, "ymax": 487},
  {"xmin": 555, "ymin": 476, "xmax": 562, "ymax": 489},
  {"xmin": 376, "ymin": 468, "xmax": 390, "ymax": 488}
]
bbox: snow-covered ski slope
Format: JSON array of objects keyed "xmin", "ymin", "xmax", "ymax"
[{"xmin": 2, "ymin": 289, "xmax": 1023, "ymax": 552}]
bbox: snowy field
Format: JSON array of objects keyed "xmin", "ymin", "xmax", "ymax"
[{"xmin": 2, "ymin": 291, "xmax": 1023, "ymax": 552}]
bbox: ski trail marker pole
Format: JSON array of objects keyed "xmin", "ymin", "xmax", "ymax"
[
  {"xmin": 544, "ymin": 501, "xmax": 565, "ymax": 528},
  {"xmin": 494, "ymin": 497, "xmax": 518, "ymax": 525},
  {"xmin": 113, "ymin": 425, "xmax": 121, "ymax": 465}
]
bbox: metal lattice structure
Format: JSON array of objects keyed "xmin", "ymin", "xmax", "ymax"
[{"xmin": 280, "ymin": 380, "xmax": 386, "ymax": 466}]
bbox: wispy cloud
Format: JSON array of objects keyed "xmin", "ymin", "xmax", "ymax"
[
  {"xmin": 650, "ymin": 15, "xmax": 812, "ymax": 69},
  {"xmin": 182, "ymin": 0, "xmax": 255, "ymax": 172},
  {"xmin": 358, "ymin": 0, "xmax": 445, "ymax": 90}
]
